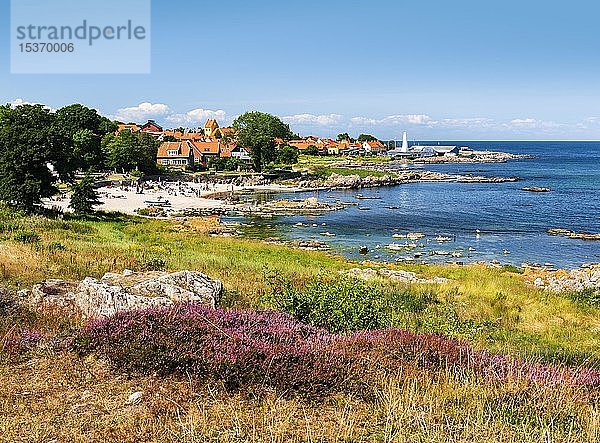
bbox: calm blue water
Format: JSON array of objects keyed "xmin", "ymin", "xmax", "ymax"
[{"xmin": 232, "ymin": 142, "xmax": 600, "ymax": 269}]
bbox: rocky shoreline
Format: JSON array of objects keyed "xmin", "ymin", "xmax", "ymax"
[
  {"xmin": 295, "ymin": 170, "xmax": 519, "ymax": 190},
  {"xmin": 525, "ymin": 263, "xmax": 600, "ymax": 293},
  {"xmin": 547, "ymin": 228, "xmax": 600, "ymax": 241},
  {"xmin": 414, "ymin": 150, "xmax": 532, "ymax": 164}
]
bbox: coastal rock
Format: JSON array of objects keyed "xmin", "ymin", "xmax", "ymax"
[
  {"xmin": 547, "ymin": 229, "xmax": 600, "ymax": 241},
  {"xmin": 27, "ymin": 270, "xmax": 222, "ymax": 319},
  {"xmin": 524, "ymin": 264, "xmax": 600, "ymax": 293},
  {"xmin": 345, "ymin": 267, "xmax": 450, "ymax": 284}
]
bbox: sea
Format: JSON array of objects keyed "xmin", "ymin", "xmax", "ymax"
[{"xmin": 229, "ymin": 142, "xmax": 600, "ymax": 269}]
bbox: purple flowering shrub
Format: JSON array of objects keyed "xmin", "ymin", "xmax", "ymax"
[
  {"xmin": 1, "ymin": 330, "xmax": 45, "ymax": 358},
  {"xmin": 339, "ymin": 329, "xmax": 600, "ymax": 388},
  {"xmin": 73, "ymin": 303, "xmax": 600, "ymax": 398},
  {"xmin": 73, "ymin": 304, "xmax": 359, "ymax": 397}
]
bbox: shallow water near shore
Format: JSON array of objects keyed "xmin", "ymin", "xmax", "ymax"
[{"xmin": 229, "ymin": 142, "xmax": 600, "ymax": 269}]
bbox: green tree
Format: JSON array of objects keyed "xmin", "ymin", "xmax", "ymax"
[
  {"xmin": 232, "ymin": 112, "xmax": 293, "ymax": 172},
  {"xmin": 72, "ymin": 128, "xmax": 103, "ymax": 170},
  {"xmin": 357, "ymin": 134, "xmax": 377, "ymax": 142},
  {"xmin": 336, "ymin": 133, "xmax": 351, "ymax": 142},
  {"xmin": 102, "ymin": 131, "xmax": 159, "ymax": 174},
  {"xmin": 277, "ymin": 145, "xmax": 299, "ymax": 164},
  {"xmin": 0, "ymin": 104, "xmax": 73, "ymax": 211},
  {"xmin": 55, "ymin": 104, "xmax": 116, "ymax": 170},
  {"xmin": 304, "ymin": 145, "xmax": 320, "ymax": 156},
  {"xmin": 69, "ymin": 171, "xmax": 100, "ymax": 214}
]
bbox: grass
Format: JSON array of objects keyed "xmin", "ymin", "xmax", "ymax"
[
  {"xmin": 1, "ymin": 204, "xmax": 600, "ymax": 441},
  {"xmin": 311, "ymin": 166, "xmax": 389, "ymax": 179}
]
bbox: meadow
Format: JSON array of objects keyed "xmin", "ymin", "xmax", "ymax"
[{"xmin": 1, "ymin": 204, "xmax": 599, "ymax": 442}]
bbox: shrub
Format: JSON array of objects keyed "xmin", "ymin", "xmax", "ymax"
[
  {"xmin": 47, "ymin": 241, "xmax": 66, "ymax": 252},
  {"xmin": 138, "ymin": 256, "xmax": 166, "ymax": 272},
  {"xmin": 73, "ymin": 305, "xmax": 358, "ymax": 398},
  {"xmin": 567, "ymin": 288, "xmax": 600, "ymax": 307},
  {"xmin": 263, "ymin": 274, "xmax": 442, "ymax": 334},
  {"xmin": 263, "ymin": 274, "xmax": 389, "ymax": 333},
  {"xmin": 72, "ymin": 304, "xmax": 600, "ymax": 398},
  {"xmin": 13, "ymin": 230, "xmax": 40, "ymax": 244}
]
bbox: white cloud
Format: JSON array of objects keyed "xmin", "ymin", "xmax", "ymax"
[
  {"xmin": 166, "ymin": 108, "xmax": 227, "ymax": 126},
  {"xmin": 509, "ymin": 118, "xmax": 538, "ymax": 128},
  {"xmin": 437, "ymin": 118, "xmax": 495, "ymax": 128},
  {"xmin": 8, "ymin": 98, "xmax": 53, "ymax": 110},
  {"xmin": 114, "ymin": 102, "xmax": 171, "ymax": 122},
  {"xmin": 10, "ymin": 98, "xmax": 31, "ymax": 107},
  {"xmin": 282, "ymin": 113, "xmax": 343, "ymax": 126},
  {"xmin": 350, "ymin": 114, "xmax": 433, "ymax": 126},
  {"xmin": 507, "ymin": 118, "xmax": 562, "ymax": 130}
]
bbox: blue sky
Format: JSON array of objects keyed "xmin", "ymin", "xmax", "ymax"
[{"xmin": 3, "ymin": 0, "xmax": 600, "ymax": 140}]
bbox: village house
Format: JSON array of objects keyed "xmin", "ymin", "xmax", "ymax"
[
  {"xmin": 191, "ymin": 140, "xmax": 221, "ymax": 165},
  {"xmin": 230, "ymin": 145, "xmax": 251, "ymax": 160},
  {"xmin": 156, "ymin": 141, "xmax": 195, "ymax": 169},
  {"xmin": 116, "ymin": 123, "xmax": 140, "ymax": 133},
  {"xmin": 363, "ymin": 140, "xmax": 387, "ymax": 155},
  {"xmin": 140, "ymin": 119, "xmax": 164, "ymax": 134}
]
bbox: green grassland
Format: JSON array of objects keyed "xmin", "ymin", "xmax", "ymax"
[{"xmin": 1, "ymin": 204, "xmax": 599, "ymax": 442}]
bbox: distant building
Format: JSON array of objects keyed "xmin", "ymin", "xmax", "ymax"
[
  {"xmin": 140, "ymin": 119, "xmax": 163, "ymax": 134},
  {"xmin": 204, "ymin": 119, "xmax": 222, "ymax": 138},
  {"xmin": 117, "ymin": 123, "xmax": 140, "ymax": 133},
  {"xmin": 191, "ymin": 140, "xmax": 221, "ymax": 165},
  {"xmin": 156, "ymin": 141, "xmax": 195, "ymax": 169},
  {"xmin": 362, "ymin": 140, "xmax": 386, "ymax": 155},
  {"xmin": 410, "ymin": 145, "xmax": 460, "ymax": 157},
  {"xmin": 231, "ymin": 145, "xmax": 251, "ymax": 160}
]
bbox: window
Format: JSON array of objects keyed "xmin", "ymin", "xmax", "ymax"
[{"xmin": 168, "ymin": 150, "xmax": 179, "ymax": 156}]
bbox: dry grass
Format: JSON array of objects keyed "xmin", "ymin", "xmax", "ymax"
[{"xmin": 1, "ymin": 354, "xmax": 598, "ymax": 443}]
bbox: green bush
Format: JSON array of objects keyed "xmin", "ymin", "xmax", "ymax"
[
  {"xmin": 567, "ymin": 288, "xmax": 600, "ymax": 307},
  {"xmin": 13, "ymin": 231, "xmax": 40, "ymax": 244},
  {"xmin": 138, "ymin": 256, "xmax": 167, "ymax": 272},
  {"xmin": 47, "ymin": 241, "xmax": 66, "ymax": 252},
  {"xmin": 263, "ymin": 273, "xmax": 437, "ymax": 333}
]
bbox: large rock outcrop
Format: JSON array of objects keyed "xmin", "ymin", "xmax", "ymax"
[{"xmin": 26, "ymin": 270, "xmax": 222, "ymax": 319}]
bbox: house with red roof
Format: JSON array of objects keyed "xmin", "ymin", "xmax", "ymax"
[
  {"xmin": 117, "ymin": 123, "xmax": 140, "ymax": 133},
  {"xmin": 156, "ymin": 141, "xmax": 195, "ymax": 169},
  {"xmin": 191, "ymin": 140, "xmax": 221, "ymax": 165},
  {"xmin": 363, "ymin": 140, "xmax": 387, "ymax": 155},
  {"xmin": 140, "ymin": 119, "xmax": 164, "ymax": 134}
]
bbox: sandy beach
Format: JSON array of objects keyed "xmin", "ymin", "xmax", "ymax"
[{"xmin": 44, "ymin": 181, "xmax": 299, "ymax": 215}]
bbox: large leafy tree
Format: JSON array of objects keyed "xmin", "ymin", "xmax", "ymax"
[
  {"xmin": 55, "ymin": 104, "xmax": 116, "ymax": 170},
  {"xmin": 357, "ymin": 134, "xmax": 377, "ymax": 142},
  {"xmin": 102, "ymin": 131, "xmax": 159, "ymax": 174},
  {"xmin": 232, "ymin": 112, "xmax": 293, "ymax": 172},
  {"xmin": 0, "ymin": 104, "xmax": 74, "ymax": 211}
]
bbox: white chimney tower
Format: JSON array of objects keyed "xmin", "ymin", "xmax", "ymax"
[{"xmin": 401, "ymin": 131, "xmax": 408, "ymax": 153}]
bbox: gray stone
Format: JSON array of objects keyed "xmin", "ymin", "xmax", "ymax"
[{"xmin": 27, "ymin": 270, "xmax": 222, "ymax": 319}]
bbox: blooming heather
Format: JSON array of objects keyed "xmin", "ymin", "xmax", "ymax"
[{"xmin": 73, "ymin": 304, "xmax": 600, "ymax": 398}]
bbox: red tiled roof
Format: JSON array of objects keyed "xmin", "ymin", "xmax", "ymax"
[
  {"xmin": 191, "ymin": 140, "xmax": 220, "ymax": 157},
  {"xmin": 157, "ymin": 141, "xmax": 193, "ymax": 158}
]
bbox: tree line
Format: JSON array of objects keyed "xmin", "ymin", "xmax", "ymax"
[
  {"xmin": 0, "ymin": 104, "xmax": 304, "ymax": 213},
  {"xmin": 0, "ymin": 103, "xmax": 159, "ymax": 212}
]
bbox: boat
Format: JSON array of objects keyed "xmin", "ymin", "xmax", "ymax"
[
  {"xmin": 144, "ymin": 199, "xmax": 171, "ymax": 207},
  {"xmin": 320, "ymin": 232, "xmax": 336, "ymax": 237},
  {"xmin": 522, "ymin": 187, "xmax": 550, "ymax": 192},
  {"xmin": 392, "ymin": 233, "xmax": 407, "ymax": 238},
  {"xmin": 407, "ymin": 232, "xmax": 426, "ymax": 240},
  {"xmin": 435, "ymin": 235, "xmax": 452, "ymax": 242},
  {"xmin": 386, "ymin": 243, "xmax": 404, "ymax": 251}
]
